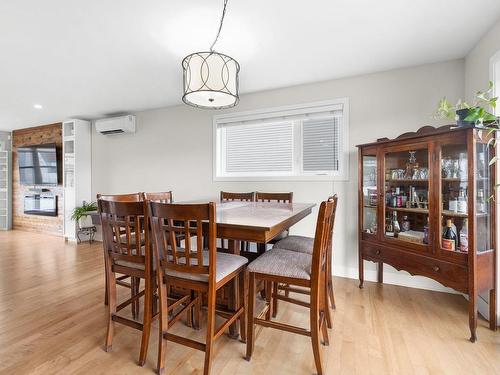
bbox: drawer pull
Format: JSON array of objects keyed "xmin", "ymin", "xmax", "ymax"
[
  {"xmin": 433, "ymin": 265, "xmax": 440, "ymax": 272},
  {"xmin": 376, "ymin": 250, "xmax": 381, "ymax": 255}
]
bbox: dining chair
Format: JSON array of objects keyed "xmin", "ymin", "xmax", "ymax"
[
  {"xmin": 98, "ymin": 199, "xmax": 154, "ymax": 367},
  {"xmin": 97, "ymin": 193, "xmax": 142, "ymax": 311},
  {"xmin": 245, "ymin": 197, "xmax": 337, "ymax": 375},
  {"xmin": 272, "ymin": 195, "xmax": 338, "ymax": 328},
  {"xmin": 148, "ymin": 201, "xmax": 248, "ymax": 375},
  {"xmin": 143, "ymin": 191, "xmax": 200, "ymax": 329},
  {"xmin": 255, "ymin": 191, "xmax": 293, "ymax": 246},
  {"xmin": 220, "ymin": 191, "xmax": 255, "ymax": 254}
]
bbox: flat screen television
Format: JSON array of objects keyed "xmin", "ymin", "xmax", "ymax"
[{"xmin": 18, "ymin": 143, "xmax": 59, "ymax": 185}]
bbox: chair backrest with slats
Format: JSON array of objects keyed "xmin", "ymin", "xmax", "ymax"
[
  {"xmin": 255, "ymin": 192, "xmax": 293, "ymax": 203},
  {"xmin": 96, "ymin": 193, "xmax": 142, "ymax": 202},
  {"xmin": 98, "ymin": 199, "xmax": 149, "ymax": 269},
  {"xmin": 148, "ymin": 202, "xmax": 217, "ymax": 284},
  {"xmin": 143, "ymin": 191, "xmax": 173, "ymax": 203},
  {"xmin": 310, "ymin": 196, "xmax": 338, "ymax": 294},
  {"xmin": 220, "ymin": 191, "xmax": 255, "ymax": 202}
]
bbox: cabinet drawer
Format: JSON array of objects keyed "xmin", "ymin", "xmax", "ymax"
[{"xmin": 361, "ymin": 242, "xmax": 468, "ymax": 293}]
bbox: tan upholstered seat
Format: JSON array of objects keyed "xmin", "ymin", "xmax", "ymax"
[
  {"xmin": 247, "ymin": 248, "xmax": 312, "ymax": 280},
  {"xmin": 167, "ymin": 251, "xmax": 248, "ymax": 283},
  {"xmin": 118, "ymin": 251, "xmax": 248, "ymax": 283},
  {"xmin": 273, "ymin": 235, "xmax": 314, "ymax": 254}
]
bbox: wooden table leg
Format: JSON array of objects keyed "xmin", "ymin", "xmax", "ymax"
[
  {"xmin": 227, "ymin": 239, "xmax": 241, "ymax": 339},
  {"xmin": 257, "ymin": 243, "xmax": 267, "ymax": 298},
  {"xmin": 377, "ymin": 261, "xmax": 383, "ymax": 283}
]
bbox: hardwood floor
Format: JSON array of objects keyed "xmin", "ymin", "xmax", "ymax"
[{"xmin": 0, "ymin": 230, "xmax": 498, "ymax": 375}]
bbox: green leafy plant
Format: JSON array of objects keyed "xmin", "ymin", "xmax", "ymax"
[
  {"xmin": 435, "ymin": 81, "xmax": 499, "ymax": 126},
  {"xmin": 71, "ymin": 201, "xmax": 98, "ymax": 222}
]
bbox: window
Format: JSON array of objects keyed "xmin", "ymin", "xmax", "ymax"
[{"xmin": 214, "ymin": 99, "xmax": 349, "ymax": 180}]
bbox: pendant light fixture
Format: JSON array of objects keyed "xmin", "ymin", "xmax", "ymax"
[{"xmin": 182, "ymin": 0, "xmax": 240, "ymax": 109}]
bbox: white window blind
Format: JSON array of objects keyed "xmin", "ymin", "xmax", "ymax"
[
  {"xmin": 214, "ymin": 99, "xmax": 348, "ymax": 180},
  {"xmin": 225, "ymin": 122, "xmax": 293, "ymax": 173},
  {"xmin": 302, "ymin": 116, "xmax": 340, "ymax": 172}
]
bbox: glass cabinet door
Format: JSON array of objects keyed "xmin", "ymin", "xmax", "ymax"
[
  {"xmin": 439, "ymin": 135, "xmax": 469, "ymax": 254},
  {"xmin": 384, "ymin": 147, "xmax": 430, "ymax": 246},
  {"xmin": 362, "ymin": 154, "xmax": 378, "ymax": 235},
  {"xmin": 475, "ymin": 131, "xmax": 494, "ymax": 253}
]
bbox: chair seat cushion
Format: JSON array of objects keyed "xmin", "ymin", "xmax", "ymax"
[
  {"xmin": 247, "ymin": 248, "xmax": 312, "ymax": 280},
  {"xmin": 166, "ymin": 251, "xmax": 248, "ymax": 283},
  {"xmin": 273, "ymin": 235, "xmax": 314, "ymax": 254}
]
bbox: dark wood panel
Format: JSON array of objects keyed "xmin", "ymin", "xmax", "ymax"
[{"xmin": 360, "ymin": 241, "xmax": 468, "ymax": 293}]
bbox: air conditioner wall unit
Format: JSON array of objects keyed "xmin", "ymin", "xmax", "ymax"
[{"xmin": 95, "ymin": 115, "xmax": 136, "ymax": 135}]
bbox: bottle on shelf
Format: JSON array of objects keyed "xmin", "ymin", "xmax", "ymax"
[
  {"xmin": 392, "ymin": 211, "xmax": 400, "ymax": 237},
  {"xmin": 457, "ymin": 188, "xmax": 467, "ymax": 213},
  {"xmin": 401, "ymin": 215, "xmax": 410, "ymax": 232},
  {"xmin": 459, "ymin": 219, "xmax": 469, "ymax": 253},
  {"xmin": 442, "ymin": 219, "xmax": 457, "ymax": 251},
  {"xmin": 385, "ymin": 215, "xmax": 394, "ymax": 236},
  {"xmin": 423, "ymin": 217, "xmax": 429, "ymax": 244}
]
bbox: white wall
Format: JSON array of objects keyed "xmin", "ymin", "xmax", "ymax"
[
  {"xmin": 92, "ymin": 59, "xmax": 464, "ymax": 291},
  {"xmin": 465, "ymin": 18, "xmax": 500, "ymax": 98}
]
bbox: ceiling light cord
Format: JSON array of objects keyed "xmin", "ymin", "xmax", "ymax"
[{"xmin": 209, "ymin": 0, "xmax": 229, "ymax": 52}]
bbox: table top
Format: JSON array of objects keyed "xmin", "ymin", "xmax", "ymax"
[
  {"xmin": 180, "ymin": 200, "xmax": 315, "ymax": 243},
  {"xmin": 213, "ymin": 201, "xmax": 315, "ymax": 230},
  {"xmin": 91, "ymin": 200, "xmax": 316, "ymax": 242}
]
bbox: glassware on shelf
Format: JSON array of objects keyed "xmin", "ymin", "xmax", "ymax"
[
  {"xmin": 458, "ymin": 152, "xmax": 467, "ymax": 180},
  {"xmin": 362, "ymin": 155, "xmax": 378, "ymax": 234},
  {"xmin": 477, "ymin": 189, "xmax": 486, "ymax": 213}
]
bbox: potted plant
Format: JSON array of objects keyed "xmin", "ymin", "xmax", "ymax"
[
  {"xmin": 71, "ymin": 201, "xmax": 98, "ymax": 228},
  {"xmin": 435, "ymin": 81, "xmax": 499, "ymax": 128}
]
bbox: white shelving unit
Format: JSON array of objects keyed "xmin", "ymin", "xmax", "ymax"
[
  {"xmin": 0, "ymin": 149, "xmax": 12, "ymax": 230},
  {"xmin": 63, "ymin": 119, "xmax": 91, "ymax": 241}
]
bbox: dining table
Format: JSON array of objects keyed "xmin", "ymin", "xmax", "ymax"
[{"xmin": 93, "ymin": 199, "xmax": 316, "ymax": 337}]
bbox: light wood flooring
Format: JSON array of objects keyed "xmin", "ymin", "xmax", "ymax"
[{"xmin": 0, "ymin": 230, "xmax": 499, "ymax": 375}]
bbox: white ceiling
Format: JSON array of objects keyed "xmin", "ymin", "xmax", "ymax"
[{"xmin": 1, "ymin": 0, "xmax": 500, "ymax": 131}]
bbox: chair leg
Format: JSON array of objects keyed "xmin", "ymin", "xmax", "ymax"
[
  {"xmin": 203, "ymin": 286, "xmax": 217, "ymax": 375},
  {"xmin": 325, "ymin": 271, "xmax": 332, "ymax": 329},
  {"xmin": 284, "ymin": 283, "xmax": 290, "ymax": 298},
  {"xmin": 191, "ymin": 290, "xmax": 201, "ymax": 330},
  {"xmin": 131, "ymin": 277, "xmax": 137, "ymax": 319},
  {"xmin": 245, "ymin": 272, "xmax": 256, "ymax": 361},
  {"xmin": 265, "ymin": 281, "xmax": 272, "ymax": 321},
  {"xmin": 105, "ymin": 267, "xmax": 117, "ymax": 352},
  {"xmin": 310, "ymin": 305, "xmax": 324, "ymax": 375},
  {"xmin": 272, "ymin": 282, "xmax": 278, "ymax": 318},
  {"xmin": 138, "ymin": 275, "xmax": 153, "ymax": 366},
  {"xmin": 328, "ymin": 273, "xmax": 336, "ymax": 310},
  {"xmin": 238, "ymin": 271, "xmax": 247, "ymax": 343},
  {"xmin": 156, "ymin": 278, "xmax": 169, "ymax": 375},
  {"xmin": 104, "ymin": 271, "xmax": 109, "ymax": 306}
]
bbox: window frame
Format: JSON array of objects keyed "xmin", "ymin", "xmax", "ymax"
[{"xmin": 213, "ymin": 98, "xmax": 349, "ymax": 182}]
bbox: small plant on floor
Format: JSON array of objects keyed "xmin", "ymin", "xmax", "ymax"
[
  {"xmin": 71, "ymin": 201, "xmax": 98, "ymax": 222},
  {"xmin": 435, "ymin": 81, "xmax": 499, "ymax": 128}
]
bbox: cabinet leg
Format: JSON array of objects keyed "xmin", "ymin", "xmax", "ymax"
[
  {"xmin": 377, "ymin": 262, "xmax": 383, "ymax": 284},
  {"xmin": 490, "ymin": 289, "xmax": 497, "ymax": 331},
  {"xmin": 469, "ymin": 294, "xmax": 478, "ymax": 342},
  {"xmin": 358, "ymin": 256, "xmax": 364, "ymax": 289}
]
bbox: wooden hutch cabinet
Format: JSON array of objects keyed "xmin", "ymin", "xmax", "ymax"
[{"xmin": 357, "ymin": 125, "xmax": 497, "ymax": 341}]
